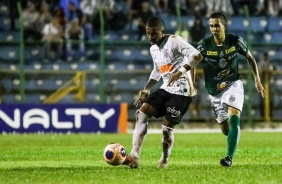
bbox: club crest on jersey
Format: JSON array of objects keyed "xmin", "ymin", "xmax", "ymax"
[
  {"xmin": 218, "ymin": 58, "xmax": 227, "ymax": 68},
  {"xmin": 163, "ymin": 49, "xmax": 169, "ymax": 58},
  {"xmin": 229, "ymin": 95, "xmax": 236, "ymax": 103},
  {"xmin": 219, "ymin": 51, "xmax": 224, "ymax": 57}
]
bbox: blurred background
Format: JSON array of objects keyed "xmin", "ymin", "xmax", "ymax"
[{"xmin": 0, "ymin": 0, "xmax": 281, "ymax": 130}]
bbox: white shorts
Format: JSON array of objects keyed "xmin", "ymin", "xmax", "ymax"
[{"xmin": 209, "ymin": 80, "xmax": 244, "ymax": 123}]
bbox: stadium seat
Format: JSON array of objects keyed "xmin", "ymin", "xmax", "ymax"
[
  {"xmin": 269, "ymin": 49, "xmax": 282, "ymax": 65},
  {"xmin": 104, "ymin": 32, "xmax": 120, "ymax": 41},
  {"xmin": 120, "ymin": 32, "xmax": 138, "ymax": 41},
  {"xmin": 268, "ymin": 32, "xmax": 282, "ymax": 44},
  {"xmin": 0, "ymin": 62, "xmax": 11, "ymax": 69},
  {"xmin": 105, "ymin": 47, "xmax": 151, "ymax": 62},
  {"xmin": 252, "ymin": 28, "xmax": 271, "ymax": 44},
  {"xmin": 1, "ymin": 78, "xmax": 14, "ymax": 92},
  {"xmin": 272, "ymin": 109, "xmax": 282, "ymax": 119},
  {"xmin": 228, "ymin": 16, "xmax": 248, "ymax": 32},
  {"xmin": 250, "ymin": 16, "xmax": 267, "ymax": 33},
  {"xmin": 273, "ymin": 79, "xmax": 282, "ymax": 92},
  {"xmin": 272, "ymin": 93, "xmax": 282, "ymax": 108},
  {"xmin": 128, "ymin": 108, "xmax": 136, "ymax": 120},
  {"xmin": 107, "ymin": 62, "xmax": 128, "ymax": 70},
  {"xmin": 1, "ymin": 93, "xmax": 43, "ymax": 104},
  {"xmin": 161, "ymin": 14, "xmax": 178, "ymax": 32},
  {"xmin": 0, "ymin": 4, "xmax": 9, "ymax": 16},
  {"xmin": 120, "ymin": 93, "xmax": 134, "ymax": 104},
  {"xmin": 0, "ymin": 16, "xmax": 10, "ymax": 31},
  {"xmin": 0, "ymin": 45, "xmax": 19, "ymax": 61},
  {"xmin": 1, "ymin": 94, "xmax": 18, "ymax": 103},
  {"xmin": 181, "ymin": 16, "xmax": 198, "ymax": 29},
  {"xmin": 267, "ymin": 17, "xmax": 282, "ymax": 32},
  {"xmin": 24, "ymin": 79, "xmax": 38, "ymax": 90},
  {"xmin": 24, "ymin": 46, "xmax": 45, "ymax": 61},
  {"xmin": 0, "ymin": 31, "xmax": 20, "ymax": 42}
]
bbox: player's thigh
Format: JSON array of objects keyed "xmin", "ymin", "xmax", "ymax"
[
  {"xmin": 164, "ymin": 94, "xmax": 193, "ymax": 125},
  {"xmin": 210, "ymin": 94, "xmax": 229, "ymax": 123},
  {"xmin": 222, "ymin": 80, "xmax": 244, "ymax": 112},
  {"xmin": 139, "ymin": 103, "xmax": 158, "ymax": 118},
  {"xmin": 142, "ymin": 89, "xmax": 167, "ymax": 118}
]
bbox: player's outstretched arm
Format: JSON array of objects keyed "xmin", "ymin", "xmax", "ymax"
[{"xmin": 246, "ymin": 51, "xmax": 265, "ymax": 98}]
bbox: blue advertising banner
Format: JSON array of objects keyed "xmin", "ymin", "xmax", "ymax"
[{"xmin": 0, "ymin": 103, "xmax": 128, "ymax": 134}]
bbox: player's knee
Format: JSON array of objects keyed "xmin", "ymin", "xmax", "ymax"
[
  {"xmin": 220, "ymin": 120, "xmax": 229, "ymax": 136},
  {"xmin": 135, "ymin": 110, "xmax": 148, "ymax": 123},
  {"xmin": 162, "ymin": 125, "xmax": 174, "ymax": 144},
  {"xmin": 221, "ymin": 128, "xmax": 229, "ymax": 136}
]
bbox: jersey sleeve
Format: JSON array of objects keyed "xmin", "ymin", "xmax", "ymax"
[
  {"xmin": 149, "ymin": 47, "xmax": 161, "ymax": 81},
  {"xmin": 149, "ymin": 61, "xmax": 161, "ymax": 81},
  {"xmin": 196, "ymin": 39, "xmax": 206, "ymax": 55},
  {"xmin": 237, "ymin": 36, "xmax": 249, "ymax": 56},
  {"xmin": 171, "ymin": 35, "xmax": 201, "ymax": 67},
  {"xmin": 171, "ymin": 35, "xmax": 198, "ymax": 56}
]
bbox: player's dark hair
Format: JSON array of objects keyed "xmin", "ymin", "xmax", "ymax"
[
  {"xmin": 210, "ymin": 12, "xmax": 227, "ymax": 24},
  {"xmin": 146, "ymin": 17, "xmax": 165, "ymax": 28}
]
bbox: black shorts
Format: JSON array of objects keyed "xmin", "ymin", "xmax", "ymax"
[{"xmin": 143, "ymin": 89, "xmax": 193, "ymax": 124}]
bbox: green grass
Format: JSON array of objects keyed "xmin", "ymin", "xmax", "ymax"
[{"xmin": 0, "ymin": 132, "xmax": 281, "ymax": 184}]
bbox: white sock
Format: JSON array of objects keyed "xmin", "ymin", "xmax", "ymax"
[
  {"xmin": 160, "ymin": 125, "xmax": 174, "ymax": 163},
  {"xmin": 130, "ymin": 110, "xmax": 148, "ymax": 159}
]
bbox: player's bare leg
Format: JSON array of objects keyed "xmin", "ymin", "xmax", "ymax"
[
  {"xmin": 123, "ymin": 110, "xmax": 148, "ymax": 168},
  {"xmin": 157, "ymin": 124, "xmax": 174, "ymax": 169}
]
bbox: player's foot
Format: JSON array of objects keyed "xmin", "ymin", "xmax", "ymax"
[
  {"xmin": 157, "ymin": 157, "xmax": 168, "ymax": 169},
  {"xmin": 220, "ymin": 156, "xmax": 232, "ymax": 167},
  {"xmin": 122, "ymin": 154, "xmax": 139, "ymax": 168}
]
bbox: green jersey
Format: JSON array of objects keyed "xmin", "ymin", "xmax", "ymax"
[{"xmin": 197, "ymin": 33, "xmax": 249, "ymax": 95}]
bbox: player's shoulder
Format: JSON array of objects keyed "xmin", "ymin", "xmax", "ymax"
[
  {"xmin": 226, "ymin": 33, "xmax": 243, "ymax": 41},
  {"xmin": 167, "ymin": 34, "xmax": 183, "ymax": 41},
  {"xmin": 150, "ymin": 44, "xmax": 158, "ymax": 52},
  {"xmin": 197, "ymin": 34, "xmax": 213, "ymax": 48},
  {"xmin": 165, "ymin": 34, "xmax": 188, "ymax": 46},
  {"xmin": 226, "ymin": 33, "xmax": 247, "ymax": 46}
]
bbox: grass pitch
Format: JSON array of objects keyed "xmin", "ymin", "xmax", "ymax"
[{"xmin": 0, "ymin": 132, "xmax": 281, "ymax": 184}]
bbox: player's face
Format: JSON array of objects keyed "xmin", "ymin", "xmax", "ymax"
[
  {"xmin": 146, "ymin": 26, "xmax": 164, "ymax": 45},
  {"xmin": 209, "ymin": 18, "xmax": 226, "ymax": 38}
]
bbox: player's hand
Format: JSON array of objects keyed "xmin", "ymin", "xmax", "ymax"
[
  {"xmin": 255, "ymin": 80, "xmax": 265, "ymax": 98},
  {"xmin": 168, "ymin": 71, "xmax": 182, "ymax": 86},
  {"xmin": 134, "ymin": 89, "xmax": 150, "ymax": 108}
]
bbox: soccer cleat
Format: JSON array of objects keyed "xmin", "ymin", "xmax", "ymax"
[
  {"xmin": 157, "ymin": 157, "xmax": 168, "ymax": 169},
  {"xmin": 220, "ymin": 156, "xmax": 232, "ymax": 167},
  {"xmin": 122, "ymin": 154, "xmax": 139, "ymax": 168}
]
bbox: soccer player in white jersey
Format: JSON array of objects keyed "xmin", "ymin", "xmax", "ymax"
[{"xmin": 122, "ymin": 17, "xmax": 203, "ymax": 169}]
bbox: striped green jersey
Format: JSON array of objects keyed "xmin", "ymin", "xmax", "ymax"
[{"xmin": 197, "ymin": 33, "xmax": 249, "ymax": 95}]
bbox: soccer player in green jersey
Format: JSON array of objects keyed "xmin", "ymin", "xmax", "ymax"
[{"xmin": 168, "ymin": 12, "xmax": 265, "ymax": 166}]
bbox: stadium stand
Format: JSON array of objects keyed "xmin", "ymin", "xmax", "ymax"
[{"xmin": 0, "ymin": 1, "xmax": 281, "ymax": 122}]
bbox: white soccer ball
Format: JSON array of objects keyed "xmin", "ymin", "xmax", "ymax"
[{"xmin": 103, "ymin": 143, "xmax": 126, "ymax": 166}]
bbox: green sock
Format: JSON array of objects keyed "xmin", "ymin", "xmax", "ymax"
[{"xmin": 227, "ymin": 115, "xmax": 241, "ymax": 158}]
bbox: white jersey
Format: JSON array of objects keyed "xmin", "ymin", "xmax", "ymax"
[{"xmin": 149, "ymin": 35, "xmax": 199, "ymax": 97}]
